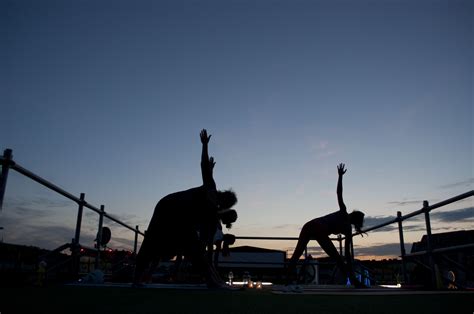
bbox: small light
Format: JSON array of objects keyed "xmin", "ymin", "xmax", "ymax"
[
  {"xmin": 225, "ymin": 281, "xmax": 273, "ymax": 287},
  {"xmin": 256, "ymin": 281, "xmax": 263, "ymax": 289},
  {"xmin": 380, "ymin": 284, "xmax": 401, "ymax": 289},
  {"xmin": 247, "ymin": 281, "xmax": 254, "ymax": 288}
]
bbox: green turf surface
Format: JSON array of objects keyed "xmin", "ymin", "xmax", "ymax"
[{"xmin": 1, "ymin": 286, "xmax": 472, "ymax": 314}]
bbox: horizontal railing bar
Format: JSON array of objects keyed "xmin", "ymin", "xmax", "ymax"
[
  {"xmin": 218, "ymin": 260, "xmax": 325, "ymax": 265},
  {"xmin": 235, "ymin": 236, "xmax": 341, "ymax": 241},
  {"xmin": 236, "ymin": 236, "xmax": 298, "ymax": 241},
  {"xmin": 347, "ymin": 190, "xmax": 474, "ymax": 239},
  {"xmin": 105, "ymin": 214, "xmax": 145, "ymax": 236},
  {"xmin": 403, "ymin": 190, "xmax": 473, "ymax": 220},
  {"xmin": 359, "ymin": 218, "xmax": 398, "ymax": 234},
  {"xmin": 10, "ymin": 161, "xmax": 144, "ymax": 236},
  {"xmin": 428, "ymin": 190, "xmax": 474, "ymax": 209},
  {"xmin": 11, "ymin": 163, "xmax": 82, "ymax": 205},
  {"xmin": 82, "ymin": 203, "xmax": 101, "ymax": 214},
  {"xmin": 218, "ymin": 261, "xmax": 287, "ymax": 265}
]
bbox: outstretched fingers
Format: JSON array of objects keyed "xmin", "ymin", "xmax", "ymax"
[
  {"xmin": 337, "ymin": 163, "xmax": 347, "ymax": 175},
  {"xmin": 209, "ymin": 156, "xmax": 216, "ymax": 170},
  {"xmin": 200, "ymin": 129, "xmax": 212, "ymax": 144}
]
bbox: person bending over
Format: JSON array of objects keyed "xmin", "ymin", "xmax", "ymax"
[
  {"xmin": 133, "ymin": 129, "xmax": 237, "ymax": 287},
  {"xmin": 206, "ymin": 219, "xmax": 237, "ymax": 267},
  {"xmin": 287, "ymin": 163, "xmax": 365, "ymax": 287}
]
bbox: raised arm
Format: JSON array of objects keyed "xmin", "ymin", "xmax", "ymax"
[
  {"xmin": 200, "ymin": 129, "xmax": 216, "ymax": 190},
  {"xmin": 337, "ymin": 163, "xmax": 347, "ymax": 212}
]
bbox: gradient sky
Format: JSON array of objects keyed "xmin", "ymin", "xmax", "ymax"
[{"xmin": 1, "ymin": 0, "xmax": 473, "ymax": 259}]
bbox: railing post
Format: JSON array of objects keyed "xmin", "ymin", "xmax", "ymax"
[
  {"xmin": 423, "ymin": 200, "xmax": 436, "ymax": 288},
  {"xmin": 133, "ymin": 225, "xmax": 139, "ymax": 255},
  {"xmin": 72, "ymin": 193, "xmax": 85, "ymax": 276},
  {"xmin": 74, "ymin": 193, "xmax": 85, "ymax": 246},
  {"xmin": 95, "ymin": 205, "xmax": 105, "ymax": 270},
  {"xmin": 350, "ymin": 238, "xmax": 354, "ymax": 262},
  {"xmin": 0, "ymin": 149, "xmax": 13, "ymax": 211},
  {"xmin": 397, "ymin": 211, "xmax": 408, "ymax": 284}
]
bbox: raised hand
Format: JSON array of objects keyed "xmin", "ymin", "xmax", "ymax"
[
  {"xmin": 200, "ymin": 129, "xmax": 211, "ymax": 144},
  {"xmin": 209, "ymin": 156, "xmax": 216, "ymax": 171},
  {"xmin": 337, "ymin": 163, "xmax": 347, "ymax": 176}
]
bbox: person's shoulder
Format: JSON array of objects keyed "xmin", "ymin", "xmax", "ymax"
[
  {"xmin": 328, "ymin": 210, "xmax": 342, "ymax": 218},
  {"xmin": 160, "ymin": 188, "xmax": 195, "ymax": 204},
  {"xmin": 187, "ymin": 186, "xmax": 208, "ymax": 196},
  {"xmin": 328, "ymin": 210, "xmax": 348, "ymax": 222},
  {"xmin": 189, "ymin": 185, "xmax": 206, "ymax": 191},
  {"xmin": 168, "ymin": 186, "xmax": 203, "ymax": 195}
]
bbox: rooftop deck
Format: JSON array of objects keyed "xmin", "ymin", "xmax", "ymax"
[{"xmin": 2, "ymin": 284, "xmax": 473, "ymax": 314}]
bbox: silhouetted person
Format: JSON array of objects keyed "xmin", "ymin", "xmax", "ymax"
[
  {"xmin": 287, "ymin": 163, "xmax": 366, "ymax": 287},
  {"xmin": 133, "ymin": 129, "xmax": 237, "ymax": 287},
  {"xmin": 207, "ymin": 221, "xmax": 224, "ymax": 265},
  {"xmin": 207, "ymin": 222, "xmax": 236, "ymax": 267}
]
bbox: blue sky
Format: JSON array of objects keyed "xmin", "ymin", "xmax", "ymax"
[{"xmin": 1, "ymin": 0, "xmax": 472, "ymax": 259}]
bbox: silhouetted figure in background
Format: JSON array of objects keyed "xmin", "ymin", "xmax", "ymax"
[
  {"xmin": 133, "ymin": 129, "xmax": 237, "ymax": 287},
  {"xmin": 287, "ymin": 163, "xmax": 366, "ymax": 288},
  {"xmin": 207, "ymin": 220, "xmax": 224, "ymax": 265},
  {"xmin": 207, "ymin": 221, "xmax": 236, "ymax": 267}
]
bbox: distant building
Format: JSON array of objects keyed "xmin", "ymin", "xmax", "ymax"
[
  {"xmin": 410, "ymin": 230, "xmax": 474, "ymax": 287},
  {"xmin": 0, "ymin": 242, "xmax": 70, "ymax": 286},
  {"xmin": 218, "ymin": 245, "xmax": 286, "ymax": 268},
  {"xmin": 410, "ymin": 230, "xmax": 474, "ymax": 253},
  {"xmin": 217, "ymin": 245, "xmax": 286, "ymax": 283}
]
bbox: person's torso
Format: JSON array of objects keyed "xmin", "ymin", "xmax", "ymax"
[
  {"xmin": 148, "ymin": 186, "xmax": 216, "ymax": 233},
  {"xmin": 318, "ymin": 210, "xmax": 351, "ymax": 235}
]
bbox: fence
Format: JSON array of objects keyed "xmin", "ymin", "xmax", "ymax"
[
  {"xmin": 1, "ymin": 148, "xmax": 473, "ymax": 287},
  {"xmin": 0, "ymin": 149, "xmax": 145, "ymax": 274}
]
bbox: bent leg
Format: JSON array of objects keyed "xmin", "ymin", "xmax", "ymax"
[
  {"xmin": 316, "ymin": 236, "xmax": 346, "ymax": 272},
  {"xmin": 287, "ymin": 227, "xmax": 311, "ymax": 283},
  {"xmin": 290, "ymin": 236, "xmax": 310, "ymax": 264},
  {"xmin": 184, "ymin": 232, "xmax": 224, "ymax": 287},
  {"xmin": 317, "ymin": 236, "xmax": 363, "ymax": 286}
]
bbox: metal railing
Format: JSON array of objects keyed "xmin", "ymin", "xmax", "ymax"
[
  {"xmin": 0, "ymin": 149, "xmax": 145, "ymax": 273},
  {"xmin": 1, "ymin": 148, "xmax": 472, "ymax": 287},
  {"xmin": 356, "ymin": 191, "xmax": 473, "ymax": 285}
]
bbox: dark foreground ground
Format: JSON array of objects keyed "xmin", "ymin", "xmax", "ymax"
[{"xmin": 1, "ymin": 286, "xmax": 472, "ymax": 314}]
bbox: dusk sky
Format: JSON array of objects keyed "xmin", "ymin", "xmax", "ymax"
[{"xmin": 1, "ymin": 0, "xmax": 472, "ymax": 259}]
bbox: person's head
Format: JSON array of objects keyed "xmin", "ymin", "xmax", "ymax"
[
  {"xmin": 218, "ymin": 208, "xmax": 238, "ymax": 228},
  {"xmin": 216, "ymin": 189, "xmax": 237, "ymax": 210},
  {"xmin": 222, "ymin": 233, "xmax": 236, "ymax": 245},
  {"xmin": 222, "ymin": 234, "xmax": 236, "ymax": 256},
  {"xmin": 349, "ymin": 210, "xmax": 365, "ymax": 234}
]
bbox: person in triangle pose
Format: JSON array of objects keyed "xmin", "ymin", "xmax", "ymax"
[
  {"xmin": 287, "ymin": 163, "xmax": 366, "ymax": 288},
  {"xmin": 133, "ymin": 129, "xmax": 237, "ymax": 287}
]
